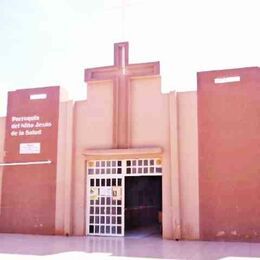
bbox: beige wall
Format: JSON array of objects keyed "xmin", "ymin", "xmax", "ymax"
[
  {"xmin": 0, "ymin": 117, "xmax": 6, "ymax": 214},
  {"xmin": 70, "ymin": 77, "xmax": 199, "ymax": 240},
  {"xmin": 131, "ymin": 86, "xmax": 200, "ymax": 240},
  {"xmin": 55, "ymin": 101, "xmax": 73, "ymax": 235},
  {"xmin": 130, "ymin": 77, "xmax": 178, "ymax": 239},
  {"xmin": 178, "ymin": 92, "xmax": 199, "ymax": 240},
  {"xmin": 72, "ymin": 81, "xmax": 114, "ymax": 235}
]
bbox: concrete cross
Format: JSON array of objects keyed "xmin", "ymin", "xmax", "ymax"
[{"xmin": 85, "ymin": 42, "xmax": 160, "ymax": 148}]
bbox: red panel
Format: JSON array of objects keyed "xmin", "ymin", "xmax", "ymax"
[
  {"xmin": 0, "ymin": 87, "xmax": 60, "ymax": 234},
  {"xmin": 198, "ymin": 67, "xmax": 260, "ymax": 241}
]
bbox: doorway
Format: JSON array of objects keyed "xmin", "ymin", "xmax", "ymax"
[
  {"xmin": 86, "ymin": 158, "xmax": 163, "ymax": 237},
  {"xmin": 125, "ymin": 176, "xmax": 162, "ymax": 237}
]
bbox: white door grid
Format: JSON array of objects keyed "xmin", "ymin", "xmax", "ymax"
[{"xmin": 86, "ymin": 158, "xmax": 162, "ymax": 236}]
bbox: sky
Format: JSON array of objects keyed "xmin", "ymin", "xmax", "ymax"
[{"xmin": 0, "ymin": 0, "xmax": 260, "ymax": 116}]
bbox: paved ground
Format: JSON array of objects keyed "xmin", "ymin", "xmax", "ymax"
[{"xmin": 0, "ymin": 233, "xmax": 260, "ymax": 260}]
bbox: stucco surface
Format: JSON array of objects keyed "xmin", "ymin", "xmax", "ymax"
[
  {"xmin": 55, "ymin": 101, "xmax": 73, "ymax": 235},
  {"xmin": 0, "ymin": 117, "xmax": 6, "ymax": 213},
  {"xmin": 72, "ymin": 81, "xmax": 114, "ymax": 235},
  {"xmin": 130, "ymin": 77, "xmax": 174, "ymax": 239},
  {"xmin": 198, "ymin": 67, "xmax": 260, "ymax": 241},
  {"xmin": 178, "ymin": 92, "xmax": 199, "ymax": 239}
]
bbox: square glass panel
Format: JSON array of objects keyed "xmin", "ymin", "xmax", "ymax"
[
  {"xmin": 95, "ymin": 226, "xmax": 99, "ymax": 233},
  {"xmin": 112, "ymin": 207, "xmax": 116, "ymax": 215},
  {"xmin": 117, "ymin": 226, "xmax": 122, "ymax": 234},
  {"xmin": 156, "ymin": 167, "xmax": 162, "ymax": 173},
  {"xmin": 112, "ymin": 226, "xmax": 116, "ymax": 234},
  {"xmin": 89, "ymin": 225, "xmax": 94, "ymax": 233},
  {"xmin": 106, "ymin": 226, "xmax": 110, "ymax": 233},
  {"xmin": 112, "ymin": 217, "xmax": 116, "ymax": 224},
  {"xmin": 101, "ymin": 225, "xmax": 105, "ymax": 234}
]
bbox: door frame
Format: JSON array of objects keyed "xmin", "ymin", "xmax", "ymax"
[{"xmin": 85, "ymin": 157, "xmax": 163, "ymax": 237}]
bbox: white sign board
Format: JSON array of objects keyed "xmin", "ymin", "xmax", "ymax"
[
  {"xmin": 19, "ymin": 143, "xmax": 41, "ymax": 154},
  {"xmin": 214, "ymin": 76, "xmax": 240, "ymax": 84},
  {"xmin": 100, "ymin": 187, "xmax": 112, "ymax": 197},
  {"xmin": 30, "ymin": 93, "xmax": 47, "ymax": 100}
]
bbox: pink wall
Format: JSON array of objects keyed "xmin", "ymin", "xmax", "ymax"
[
  {"xmin": 178, "ymin": 92, "xmax": 199, "ymax": 239},
  {"xmin": 55, "ymin": 101, "xmax": 73, "ymax": 235},
  {"xmin": 198, "ymin": 67, "xmax": 260, "ymax": 241},
  {"xmin": 0, "ymin": 117, "xmax": 6, "ymax": 214},
  {"xmin": 71, "ymin": 75, "xmax": 200, "ymax": 240},
  {"xmin": 0, "ymin": 87, "xmax": 60, "ymax": 234},
  {"xmin": 72, "ymin": 75, "xmax": 177, "ymax": 238},
  {"xmin": 72, "ymin": 81, "xmax": 114, "ymax": 235},
  {"xmin": 130, "ymin": 77, "xmax": 174, "ymax": 238}
]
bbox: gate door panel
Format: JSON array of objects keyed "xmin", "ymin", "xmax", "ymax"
[
  {"xmin": 87, "ymin": 160, "xmax": 124, "ymax": 236},
  {"xmin": 86, "ymin": 158, "xmax": 162, "ymax": 237}
]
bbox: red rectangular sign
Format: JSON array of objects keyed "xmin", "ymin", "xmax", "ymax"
[{"xmin": 0, "ymin": 86, "xmax": 60, "ymax": 234}]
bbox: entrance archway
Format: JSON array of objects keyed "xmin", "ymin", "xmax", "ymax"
[{"xmin": 85, "ymin": 157, "xmax": 163, "ymax": 237}]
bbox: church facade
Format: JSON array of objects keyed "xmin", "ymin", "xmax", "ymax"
[{"xmin": 0, "ymin": 42, "xmax": 259, "ymax": 241}]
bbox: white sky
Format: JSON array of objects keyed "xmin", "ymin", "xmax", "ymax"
[{"xmin": 1, "ymin": 0, "xmax": 260, "ymax": 116}]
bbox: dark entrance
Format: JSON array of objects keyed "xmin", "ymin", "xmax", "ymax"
[{"xmin": 125, "ymin": 176, "xmax": 162, "ymax": 237}]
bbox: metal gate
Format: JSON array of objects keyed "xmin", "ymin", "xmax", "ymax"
[{"xmin": 86, "ymin": 158, "xmax": 162, "ymax": 237}]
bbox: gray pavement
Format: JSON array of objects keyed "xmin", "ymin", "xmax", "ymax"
[{"xmin": 0, "ymin": 233, "xmax": 260, "ymax": 260}]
